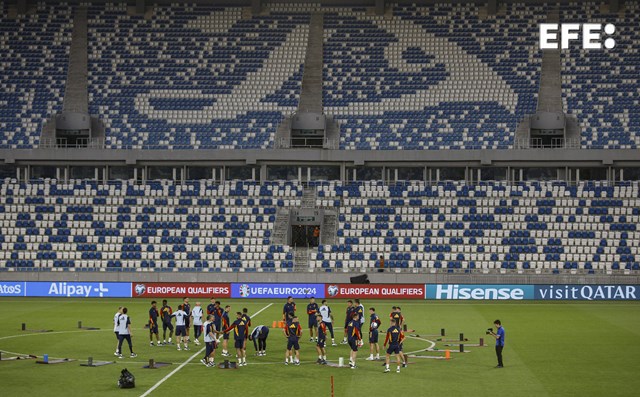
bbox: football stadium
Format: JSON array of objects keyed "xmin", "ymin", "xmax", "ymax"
[{"xmin": 0, "ymin": 0, "xmax": 639, "ymax": 396}]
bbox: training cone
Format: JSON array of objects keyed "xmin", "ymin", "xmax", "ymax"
[
  {"xmin": 279, "ymin": 321, "xmax": 285, "ymax": 328},
  {"xmin": 272, "ymin": 321, "xmax": 277, "ymax": 328},
  {"xmin": 445, "ymin": 350, "xmax": 451, "ymax": 360}
]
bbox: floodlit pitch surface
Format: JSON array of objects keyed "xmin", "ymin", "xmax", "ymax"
[{"xmin": 0, "ymin": 298, "xmax": 639, "ymax": 397}]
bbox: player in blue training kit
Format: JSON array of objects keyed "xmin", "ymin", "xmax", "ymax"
[
  {"xmin": 160, "ymin": 300, "xmax": 174, "ymax": 344},
  {"xmin": 221, "ymin": 305, "xmax": 231, "ymax": 356},
  {"xmin": 149, "ymin": 301, "xmax": 161, "ymax": 346},
  {"xmin": 172, "ymin": 304, "xmax": 189, "ymax": 351},
  {"xmin": 367, "ymin": 307, "xmax": 382, "ymax": 360},
  {"xmin": 284, "ymin": 316, "xmax": 302, "ymax": 365},
  {"xmin": 219, "ymin": 312, "xmax": 249, "ymax": 366},
  {"xmin": 342, "ymin": 300, "xmax": 355, "ymax": 344},
  {"xmin": 283, "ymin": 296, "xmax": 296, "ymax": 321},
  {"xmin": 315, "ymin": 314, "xmax": 328, "ymax": 364},
  {"xmin": 384, "ymin": 319, "xmax": 404, "ymax": 373},
  {"xmin": 307, "ymin": 297, "xmax": 319, "ymax": 342},
  {"xmin": 241, "ymin": 308, "xmax": 252, "ymax": 355},
  {"xmin": 489, "ymin": 319, "xmax": 505, "ymax": 368},
  {"xmin": 346, "ymin": 313, "xmax": 363, "ymax": 369}
]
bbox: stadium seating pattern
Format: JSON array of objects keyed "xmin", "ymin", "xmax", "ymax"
[
  {"xmin": 0, "ymin": 1, "xmax": 72, "ymax": 148},
  {"xmin": 561, "ymin": 2, "xmax": 640, "ymax": 149},
  {"xmin": 312, "ymin": 180, "xmax": 639, "ymax": 273},
  {"xmin": 88, "ymin": 3, "xmax": 308, "ymax": 149},
  {"xmin": 1, "ymin": 179, "xmax": 638, "ymax": 274},
  {"xmin": 0, "ymin": 180, "xmax": 301, "ymax": 271},
  {"xmin": 323, "ymin": 4, "xmax": 544, "ymax": 150}
]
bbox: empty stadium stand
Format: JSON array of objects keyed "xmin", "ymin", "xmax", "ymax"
[
  {"xmin": 88, "ymin": 3, "xmax": 308, "ymax": 149},
  {"xmin": 561, "ymin": 2, "xmax": 640, "ymax": 149},
  {"xmin": 323, "ymin": 3, "xmax": 544, "ymax": 150},
  {"xmin": 1, "ymin": 179, "xmax": 638, "ymax": 274},
  {"xmin": 0, "ymin": 1, "xmax": 72, "ymax": 148},
  {"xmin": 0, "ymin": 180, "xmax": 301, "ymax": 271}
]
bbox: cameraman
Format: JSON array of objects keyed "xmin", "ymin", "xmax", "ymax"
[{"xmin": 487, "ymin": 320, "xmax": 505, "ymax": 368}]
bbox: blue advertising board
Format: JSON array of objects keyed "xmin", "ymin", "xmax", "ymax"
[
  {"xmin": 535, "ymin": 284, "xmax": 640, "ymax": 300},
  {"xmin": 425, "ymin": 284, "xmax": 535, "ymax": 300},
  {"xmin": 0, "ymin": 281, "xmax": 26, "ymax": 297},
  {"xmin": 230, "ymin": 283, "xmax": 325, "ymax": 299},
  {"xmin": 25, "ymin": 282, "xmax": 132, "ymax": 298}
]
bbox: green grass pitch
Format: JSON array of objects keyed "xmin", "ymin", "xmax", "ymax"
[{"xmin": 1, "ymin": 298, "xmax": 639, "ymax": 397}]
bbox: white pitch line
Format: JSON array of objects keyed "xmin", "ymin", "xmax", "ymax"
[{"xmin": 139, "ymin": 303, "xmax": 273, "ymax": 397}]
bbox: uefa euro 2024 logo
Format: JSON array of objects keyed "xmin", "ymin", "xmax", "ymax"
[
  {"xmin": 239, "ymin": 284, "xmax": 251, "ymax": 298},
  {"xmin": 540, "ymin": 23, "xmax": 615, "ymax": 49}
]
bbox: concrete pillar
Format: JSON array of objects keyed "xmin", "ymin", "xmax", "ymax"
[
  {"xmin": 16, "ymin": 0, "xmax": 28, "ymax": 15},
  {"xmin": 251, "ymin": 0, "xmax": 261, "ymax": 15},
  {"xmin": 136, "ymin": 0, "xmax": 145, "ymax": 15},
  {"xmin": 610, "ymin": 0, "xmax": 623, "ymax": 13},
  {"xmin": 375, "ymin": 0, "xmax": 385, "ymax": 16},
  {"xmin": 488, "ymin": 0, "xmax": 498, "ymax": 15}
]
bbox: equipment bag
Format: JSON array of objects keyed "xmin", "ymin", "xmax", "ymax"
[{"xmin": 118, "ymin": 368, "xmax": 135, "ymax": 389}]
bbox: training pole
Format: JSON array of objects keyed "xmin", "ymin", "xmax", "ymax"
[{"xmin": 331, "ymin": 375, "xmax": 334, "ymax": 397}]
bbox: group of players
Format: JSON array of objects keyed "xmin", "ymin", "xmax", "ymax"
[
  {"xmin": 299, "ymin": 297, "xmax": 408, "ymax": 372},
  {"xmin": 113, "ymin": 296, "xmax": 409, "ymax": 373}
]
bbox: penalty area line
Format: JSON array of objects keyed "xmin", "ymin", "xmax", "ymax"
[{"xmin": 139, "ymin": 303, "xmax": 273, "ymax": 397}]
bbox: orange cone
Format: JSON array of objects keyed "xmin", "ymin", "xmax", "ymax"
[
  {"xmin": 279, "ymin": 321, "xmax": 285, "ymax": 328},
  {"xmin": 445, "ymin": 350, "xmax": 451, "ymax": 360},
  {"xmin": 272, "ymin": 321, "xmax": 277, "ymax": 328}
]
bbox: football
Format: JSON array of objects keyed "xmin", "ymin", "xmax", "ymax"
[{"xmin": 371, "ymin": 321, "xmax": 378, "ymax": 329}]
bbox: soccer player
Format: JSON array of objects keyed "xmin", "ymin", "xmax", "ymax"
[
  {"xmin": 249, "ymin": 325, "xmax": 270, "ymax": 356},
  {"xmin": 191, "ymin": 301, "xmax": 204, "ymax": 346},
  {"xmin": 355, "ymin": 299, "xmax": 365, "ymax": 326},
  {"xmin": 315, "ymin": 314, "xmax": 327, "ymax": 364},
  {"xmin": 206, "ymin": 297, "xmax": 216, "ymax": 317},
  {"xmin": 218, "ymin": 312, "xmax": 249, "ymax": 366},
  {"xmin": 116, "ymin": 307, "xmax": 137, "ymax": 358},
  {"xmin": 172, "ymin": 304, "xmax": 189, "ymax": 351},
  {"xmin": 160, "ymin": 299, "xmax": 174, "ymax": 344},
  {"xmin": 149, "ymin": 301, "xmax": 161, "ymax": 346},
  {"xmin": 221, "ymin": 305, "xmax": 231, "ymax": 357},
  {"xmin": 342, "ymin": 300, "xmax": 355, "ymax": 344},
  {"xmin": 319, "ymin": 299, "xmax": 336, "ymax": 346},
  {"xmin": 212, "ymin": 301, "xmax": 223, "ymax": 332},
  {"xmin": 201, "ymin": 315, "xmax": 218, "ymax": 367},
  {"xmin": 346, "ymin": 313, "xmax": 362, "ymax": 369},
  {"xmin": 113, "ymin": 306, "xmax": 122, "ymax": 355},
  {"xmin": 241, "ymin": 308, "xmax": 252, "ymax": 354},
  {"xmin": 307, "ymin": 297, "xmax": 319, "ymax": 342},
  {"xmin": 390, "ymin": 306, "xmax": 404, "ymax": 328},
  {"xmin": 283, "ymin": 296, "xmax": 296, "ymax": 321},
  {"xmin": 182, "ymin": 297, "xmax": 191, "ymax": 342},
  {"xmin": 284, "ymin": 315, "xmax": 302, "ymax": 366},
  {"xmin": 366, "ymin": 307, "xmax": 382, "ymax": 360},
  {"xmin": 383, "ymin": 318, "xmax": 403, "ymax": 373}
]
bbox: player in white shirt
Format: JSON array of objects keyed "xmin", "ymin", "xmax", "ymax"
[
  {"xmin": 113, "ymin": 306, "xmax": 122, "ymax": 355},
  {"xmin": 355, "ymin": 299, "xmax": 365, "ymax": 325},
  {"xmin": 191, "ymin": 302, "xmax": 204, "ymax": 346},
  {"xmin": 172, "ymin": 304, "xmax": 189, "ymax": 351},
  {"xmin": 115, "ymin": 307, "xmax": 137, "ymax": 358},
  {"xmin": 319, "ymin": 300, "xmax": 336, "ymax": 346}
]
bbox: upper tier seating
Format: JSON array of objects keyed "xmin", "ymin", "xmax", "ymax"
[
  {"xmin": 88, "ymin": 3, "xmax": 308, "ymax": 149},
  {"xmin": 561, "ymin": 2, "xmax": 640, "ymax": 149},
  {"xmin": 0, "ymin": 180, "xmax": 301, "ymax": 271},
  {"xmin": 0, "ymin": 1, "xmax": 72, "ymax": 148},
  {"xmin": 312, "ymin": 180, "xmax": 639, "ymax": 273},
  {"xmin": 323, "ymin": 3, "xmax": 544, "ymax": 149}
]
